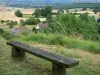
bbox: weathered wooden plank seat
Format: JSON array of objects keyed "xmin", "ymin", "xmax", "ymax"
[{"xmin": 7, "ymin": 41, "xmax": 79, "ymax": 75}]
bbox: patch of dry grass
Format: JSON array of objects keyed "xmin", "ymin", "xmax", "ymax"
[{"xmin": 0, "ymin": 38, "xmax": 99, "ymax": 75}]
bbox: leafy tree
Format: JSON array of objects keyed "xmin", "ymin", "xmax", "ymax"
[
  {"xmin": 45, "ymin": 6, "xmax": 52, "ymax": 16},
  {"xmin": 13, "ymin": 21, "xmax": 18, "ymax": 25},
  {"xmin": 33, "ymin": 9, "xmax": 41, "ymax": 17},
  {"xmin": 35, "ymin": 18, "xmax": 41, "ymax": 24},
  {"xmin": 20, "ymin": 20, "xmax": 25, "ymax": 26},
  {"xmin": 93, "ymin": 9, "xmax": 97, "ymax": 14},
  {"xmin": 0, "ymin": 20, "xmax": 5, "ymax": 24},
  {"xmin": 52, "ymin": 14, "xmax": 98, "ymax": 40},
  {"xmin": 41, "ymin": 8, "xmax": 45, "ymax": 17},
  {"xmin": 79, "ymin": 13, "xmax": 88, "ymax": 21},
  {"xmin": 97, "ymin": 23, "xmax": 100, "ymax": 34},
  {"xmin": 46, "ymin": 14, "xmax": 53, "ymax": 28},
  {"xmin": 97, "ymin": 18, "xmax": 100, "ymax": 23},
  {"xmin": 0, "ymin": 28, "xmax": 13, "ymax": 40},
  {"xmin": 82, "ymin": 8, "xmax": 87, "ymax": 11},
  {"xmin": 41, "ymin": 6, "xmax": 52, "ymax": 17},
  {"xmin": 57, "ymin": 10, "xmax": 64, "ymax": 15},
  {"xmin": 7, "ymin": 20, "xmax": 18, "ymax": 28},
  {"xmin": 0, "ymin": 28, "xmax": 4, "ymax": 33},
  {"xmin": 5, "ymin": 20, "xmax": 10, "ymax": 23},
  {"xmin": 15, "ymin": 10, "xmax": 23, "ymax": 17},
  {"xmin": 32, "ymin": 27, "xmax": 37, "ymax": 33},
  {"xmin": 93, "ymin": 8, "xmax": 100, "ymax": 14},
  {"xmin": 25, "ymin": 17, "xmax": 38, "ymax": 25}
]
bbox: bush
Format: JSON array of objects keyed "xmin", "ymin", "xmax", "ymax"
[
  {"xmin": 0, "ymin": 28, "xmax": 4, "ymax": 33},
  {"xmin": 19, "ymin": 33, "xmax": 100, "ymax": 54},
  {"xmin": 0, "ymin": 28, "xmax": 13, "ymax": 40},
  {"xmin": 32, "ymin": 27, "xmax": 37, "ymax": 33},
  {"xmin": 52, "ymin": 14, "xmax": 98, "ymax": 40},
  {"xmin": 79, "ymin": 13, "xmax": 88, "ymax": 21},
  {"xmin": 0, "ymin": 20, "xmax": 5, "ymax": 24},
  {"xmin": 7, "ymin": 20, "xmax": 18, "ymax": 29},
  {"xmin": 25, "ymin": 17, "xmax": 40, "ymax": 25},
  {"xmin": 33, "ymin": 9, "xmax": 41, "ymax": 17},
  {"xmin": 15, "ymin": 10, "xmax": 23, "ymax": 17},
  {"xmin": 20, "ymin": 20, "xmax": 25, "ymax": 26},
  {"xmin": 57, "ymin": 10, "xmax": 64, "ymax": 15},
  {"xmin": 41, "ymin": 6, "xmax": 52, "ymax": 17},
  {"xmin": 82, "ymin": 8, "xmax": 87, "ymax": 11},
  {"xmin": 35, "ymin": 18, "xmax": 41, "ymax": 24}
]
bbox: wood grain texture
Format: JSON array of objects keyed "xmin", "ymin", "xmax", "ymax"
[{"xmin": 7, "ymin": 41, "xmax": 79, "ymax": 68}]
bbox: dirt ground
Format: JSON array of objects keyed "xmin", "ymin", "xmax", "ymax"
[{"xmin": 0, "ymin": 6, "xmax": 46, "ymax": 22}]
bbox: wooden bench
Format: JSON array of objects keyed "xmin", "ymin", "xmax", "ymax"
[{"xmin": 7, "ymin": 41, "xmax": 79, "ymax": 75}]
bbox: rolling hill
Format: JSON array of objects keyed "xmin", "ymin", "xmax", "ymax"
[{"xmin": 3, "ymin": 0, "xmax": 100, "ymax": 3}]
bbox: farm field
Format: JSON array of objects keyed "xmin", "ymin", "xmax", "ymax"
[
  {"xmin": 0, "ymin": 6, "xmax": 46, "ymax": 22},
  {"xmin": 0, "ymin": 6, "xmax": 100, "ymax": 23}
]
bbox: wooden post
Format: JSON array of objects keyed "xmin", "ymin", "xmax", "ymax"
[
  {"xmin": 52, "ymin": 63, "xmax": 66, "ymax": 75},
  {"xmin": 12, "ymin": 47, "xmax": 26, "ymax": 60}
]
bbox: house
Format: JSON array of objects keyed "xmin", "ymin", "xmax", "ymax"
[
  {"xmin": 11, "ymin": 26, "xmax": 30, "ymax": 36},
  {"xmin": 35, "ymin": 23, "xmax": 49, "ymax": 29},
  {"xmin": 18, "ymin": 26, "xmax": 30, "ymax": 35},
  {"xmin": 11, "ymin": 28, "xmax": 20, "ymax": 36}
]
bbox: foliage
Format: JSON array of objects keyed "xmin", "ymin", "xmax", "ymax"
[
  {"xmin": 0, "ymin": 20, "xmax": 5, "ymax": 24},
  {"xmin": 33, "ymin": 9, "xmax": 41, "ymax": 17},
  {"xmin": 19, "ymin": 33, "xmax": 100, "ymax": 54},
  {"xmin": 15, "ymin": 10, "xmax": 23, "ymax": 17},
  {"xmin": 97, "ymin": 23, "xmax": 100, "ymax": 34},
  {"xmin": 93, "ymin": 9, "xmax": 97, "ymax": 14},
  {"xmin": 52, "ymin": 14, "xmax": 98, "ymax": 40},
  {"xmin": 13, "ymin": 21, "xmax": 18, "ymax": 25},
  {"xmin": 41, "ymin": 6, "xmax": 52, "ymax": 17},
  {"xmin": 79, "ymin": 13, "xmax": 88, "ymax": 21},
  {"xmin": 46, "ymin": 14, "xmax": 53, "ymax": 28},
  {"xmin": 7, "ymin": 20, "xmax": 18, "ymax": 28},
  {"xmin": 5, "ymin": 20, "xmax": 10, "ymax": 23},
  {"xmin": 82, "ymin": 8, "xmax": 87, "ymax": 11},
  {"xmin": 93, "ymin": 8, "xmax": 100, "ymax": 14},
  {"xmin": 25, "ymin": 17, "xmax": 40, "ymax": 25},
  {"xmin": 35, "ymin": 18, "xmax": 41, "ymax": 24},
  {"xmin": 20, "ymin": 20, "xmax": 25, "ymax": 26},
  {"xmin": 57, "ymin": 10, "xmax": 64, "ymax": 15},
  {"xmin": 97, "ymin": 18, "xmax": 100, "ymax": 23},
  {"xmin": 0, "ymin": 28, "xmax": 13, "ymax": 40},
  {"xmin": 32, "ymin": 27, "xmax": 37, "ymax": 33}
]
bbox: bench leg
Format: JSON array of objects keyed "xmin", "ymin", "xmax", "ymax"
[
  {"xmin": 52, "ymin": 63, "xmax": 66, "ymax": 75},
  {"xmin": 12, "ymin": 47, "xmax": 26, "ymax": 60}
]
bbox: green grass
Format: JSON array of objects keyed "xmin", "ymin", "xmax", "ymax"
[
  {"xmin": 0, "ymin": 37, "xmax": 100, "ymax": 75},
  {"xmin": 18, "ymin": 33, "xmax": 100, "ymax": 54},
  {"xmin": 22, "ymin": 14, "xmax": 32, "ymax": 18}
]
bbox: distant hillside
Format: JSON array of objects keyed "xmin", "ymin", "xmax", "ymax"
[
  {"xmin": 3, "ymin": 0, "xmax": 100, "ymax": 3},
  {"xmin": 4, "ymin": 0, "xmax": 71, "ymax": 3},
  {"xmin": 1, "ymin": 0, "xmax": 100, "ymax": 9}
]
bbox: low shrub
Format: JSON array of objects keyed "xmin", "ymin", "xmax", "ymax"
[
  {"xmin": 18, "ymin": 33, "xmax": 100, "ymax": 54},
  {"xmin": 0, "ymin": 28, "xmax": 13, "ymax": 40}
]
